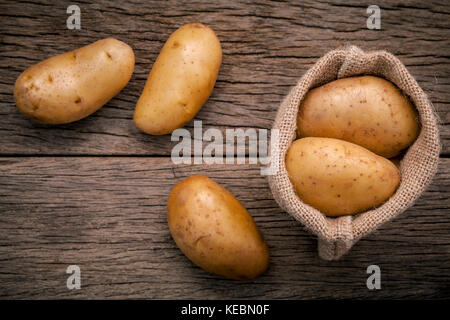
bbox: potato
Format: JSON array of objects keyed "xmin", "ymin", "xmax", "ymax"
[
  {"xmin": 167, "ymin": 175, "xmax": 269, "ymax": 280},
  {"xmin": 297, "ymin": 76, "xmax": 419, "ymax": 158},
  {"xmin": 286, "ymin": 137, "xmax": 400, "ymax": 216},
  {"xmin": 134, "ymin": 23, "xmax": 222, "ymax": 135},
  {"xmin": 14, "ymin": 38, "xmax": 134, "ymax": 124}
]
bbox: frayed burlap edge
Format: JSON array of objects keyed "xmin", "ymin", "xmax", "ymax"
[{"xmin": 267, "ymin": 45, "xmax": 440, "ymax": 260}]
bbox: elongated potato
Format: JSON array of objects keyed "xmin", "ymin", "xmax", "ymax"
[
  {"xmin": 286, "ymin": 137, "xmax": 400, "ymax": 216},
  {"xmin": 14, "ymin": 38, "xmax": 135, "ymax": 124},
  {"xmin": 167, "ymin": 176, "xmax": 269, "ymax": 280},
  {"xmin": 134, "ymin": 23, "xmax": 222, "ymax": 135},
  {"xmin": 297, "ymin": 76, "xmax": 419, "ymax": 158}
]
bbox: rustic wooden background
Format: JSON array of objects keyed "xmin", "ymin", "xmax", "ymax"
[{"xmin": 0, "ymin": 0, "xmax": 449, "ymax": 299}]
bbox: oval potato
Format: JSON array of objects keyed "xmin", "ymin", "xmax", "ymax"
[
  {"xmin": 286, "ymin": 137, "xmax": 400, "ymax": 216},
  {"xmin": 134, "ymin": 23, "xmax": 222, "ymax": 135},
  {"xmin": 167, "ymin": 175, "xmax": 269, "ymax": 280},
  {"xmin": 14, "ymin": 38, "xmax": 135, "ymax": 124},
  {"xmin": 297, "ymin": 76, "xmax": 419, "ymax": 158}
]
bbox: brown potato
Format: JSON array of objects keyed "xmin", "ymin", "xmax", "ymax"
[
  {"xmin": 167, "ymin": 175, "xmax": 269, "ymax": 280},
  {"xmin": 286, "ymin": 137, "xmax": 400, "ymax": 216},
  {"xmin": 14, "ymin": 38, "xmax": 134, "ymax": 124},
  {"xmin": 134, "ymin": 23, "xmax": 222, "ymax": 135},
  {"xmin": 297, "ymin": 76, "xmax": 419, "ymax": 158}
]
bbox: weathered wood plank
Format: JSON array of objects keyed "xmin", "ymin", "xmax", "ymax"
[
  {"xmin": 0, "ymin": 157, "xmax": 448, "ymax": 299},
  {"xmin": 0, "ymin": 0, "xmax": 449, "ymax": 301},
  {"xmin": 0, "ymin": 0, "xmax": 449, "ymax": 155}
]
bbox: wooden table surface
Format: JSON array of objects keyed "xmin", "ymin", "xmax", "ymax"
[{"xmin": 0, "ymin": 0, "xmax": 449, "ymax": 299}]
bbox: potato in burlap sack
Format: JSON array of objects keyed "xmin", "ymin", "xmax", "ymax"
[{"xmin": 268, "ymin": 45, "xmax": 440, "ymax": 260}]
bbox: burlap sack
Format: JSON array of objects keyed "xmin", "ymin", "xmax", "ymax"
[{"xmin": 268, "ymin": 45, "xmax": 440, "ymax": 260}]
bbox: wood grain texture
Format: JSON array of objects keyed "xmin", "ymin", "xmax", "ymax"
[
  {"xmin": 0, "ymin": 0, "xmax": 449, "ymax": 300},
  {"xmin": 0, "ymin": 0, "xmax": 449, "ymax": 155},
  {"xmin": 0, "ymin": 157, "xmax": 449, "ymax": 299}
]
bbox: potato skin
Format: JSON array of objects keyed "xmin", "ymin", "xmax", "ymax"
[
  {"xmin": 286, "ymin": 137, "xmax": 400, "ymax": 216},
  {"xmin": 167, "ymin": 176, "xmax": 269, "ymax": 280},
  {"xmin": 134, "ymin": 23, "xmax": 222, "ymax": 135},
  {"xmin": 14, "ymin": 38, "xmax": 134, "ymax": 124},
  {"xmin": 297, "ymin": 76, "xmax": 419, "ymax": 158}
]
